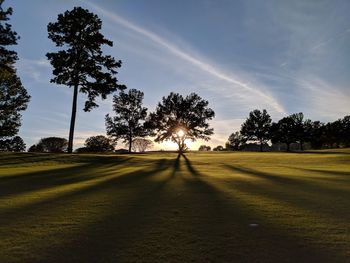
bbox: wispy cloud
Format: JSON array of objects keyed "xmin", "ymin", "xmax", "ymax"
[{"xmin": 85, "ymin": 1, "xmax": 285, "ymax": 114}]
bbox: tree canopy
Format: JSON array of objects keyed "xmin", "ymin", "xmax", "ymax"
[
  {"xmin": 29, "ymin": 137, "xmax": 68, "ymax": 153},
  {"xmin": 0, "ymin": 0, "xmax": 30, "ymax": 151},
  {"xmin": 147, "ymin": 92, "xmax": 215, "ymax": 152},
  {"xmin": 84, "ymin": 135, "xmax": 115, "ymax": 152},
  {"xmin": 105, "ymin": 89, "xmax": 148, "ymax": 153},
  {"xmin": 241, "ymin": 109, "xmax": 271, "ymax": 152},
  {"xmin": 47, "ymin": 6, "xmax": 125, "ymax": 153}
]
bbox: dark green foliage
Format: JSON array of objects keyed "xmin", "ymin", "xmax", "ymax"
[
  {"xmin": 147, "ymin": 92, "xmax": 215, "ymax": 152},
  {"xmin": 84, "ymin": 135, "xmax": 115, "ymax": 152},
  {"xmin": 47, "ymin": 6, "xmax": 125, "ymax": 153},
  {"xmin": 241, "ymin": 109, "xmax": 271, "ymax": 152},
  {"xmin": 270, "ymin": 116, "xmax": 296, "ymax": 151},
  {"xmin": 32, "ymin": 137, "xmax": 68, "ymax": 153},
  {"xmin": 28, "ymin": 143, "xmax": 44, "ymax": 153},
  {"xmin": 131, "ymin": 138, "xmax": 153, "ymax": 152},
  {"xmin": 0, "ymin": 135, "xmax": 25, "ymax": 152},
  {"xmin": 213, "ymin": 145, "xmax": 224, "ymax": 151},
  {"xmin": 0, "ymin": 0, "xmax": 18, "ymax": 69},
  {"xmin": 0, "ymin": 71, "xmax": 30, "ymax": 137},
  {"xmin": 198, "ymin": 145, "xmax": 211, "ymax": 151},
  {"xmin": 106, "ymin": 89, "xmax": 148, "ymax": 153},
  {"xmin": 342, "ymin": 116, "xmax": 350, "ymax": 147},
  {"xmin": 0, "ymin": 0, "xmax": 30, "ymax": 150},
  {"xmin": 226, "ymin": 131, "xmax": 246, "ymax": 151}
]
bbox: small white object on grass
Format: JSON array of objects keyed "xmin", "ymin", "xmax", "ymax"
[{"xmin": 249, "ymin": 223, "xmax": 259, "ymax": 227}]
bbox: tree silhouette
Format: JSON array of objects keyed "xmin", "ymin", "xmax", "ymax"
[
  {"xmin": 131, "ymin": 138, "xmax": 153, "ymax": 152},
  {"xmin": 0, "ymin": 135, "xmax": 25, "ymax": 152},
  {"xmin": 226, "ymin": 131, "xmax": 246, "ymax": 151},
  {"xmin": 270, "ymin": 117, "xmax": 296, "ymax": 151},
  {"xmin": 31, "ymin": 137, "xmax": 68, "ymax": 153},
  {"xmin": 147, "ymin": 92, "xmax": 215, "ymax": 152},
  {"xmin": 213, "ymin": 145, "xmax": 224, "ymax": 151},
  {"xmin": 105, "ymin": 89, "xmax": 148, "ymax": 153},
  {"xmin": 0, "ymin": 0, "xmax": 30, "ymax": 150},
  {"xmin": 198, "ymin": 145, "xmax": 211, "ymax": 151},
  {"xmin": 47, "ymin": 7, "xmax": 125, "ymax": 153},
  {"xmin": 241, "ymin": 109, "xmax": 271, "ymax": 152},
  {"xmin": 0, "ymin": 0, "xmax": 18, "ymax": 70},
  {"xmin": 84, "ymin": 135, "xmax": 115, "ymax": 152}
]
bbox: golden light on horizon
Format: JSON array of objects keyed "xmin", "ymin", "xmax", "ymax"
[{"xmin": 177, "ymin": 129, "xmax": 185, "ymax": 137}]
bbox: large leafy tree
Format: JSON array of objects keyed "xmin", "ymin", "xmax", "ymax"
[
  {"xmin": 0, "ymin": 0, "xmax": 18, "ymax": 69},
  {"xmin": 0, "ymin": 0, "xmax": 30, "ymax": 150},
  {"xmin": 105, "ymin": 89, "xmax": 148, "ymax": 153},
  {"xmin": 290, "ymin": 112, "xmax": 311, "ymax": 151},
  {"xmin": 270, "ymin": 117, "xmax": 296, "ymax": 151},
  {"xmin": 47, "ymin": 7, "xmax": 125, "ymax": 153},
  {"xmin": 226, "ymin": 131, "xmax": 247, "ymax": 151},
  {"xmin": 147, "ymin": 92, "xmax": 215, "ymax": 152},
  {"xmin": 240, "ymin": 109, "xmax": 271, "ymax": 152},
  {"xmin": 29, "ymin": 137, "xmax": 68, "ymax": 153},
  {"xmin": 84, "ymin": 135, "xmax": 115, "ymax": 152}
]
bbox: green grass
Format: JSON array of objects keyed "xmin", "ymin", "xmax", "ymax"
[{"xmin": 0, "ymin": 150, "xmax": 350, "ymax": 262}]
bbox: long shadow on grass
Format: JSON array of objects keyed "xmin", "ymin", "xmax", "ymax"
[
  {"xmin": 223, "ymin": 164, "xmax": 350, "ymax": 221},
  {"xmin": 0, "ymin": 156, "xmax": 133, "ymax": 198},
  {"xmin": 179, "ymin": 154, "xmax": 346, "ymax": 262},
  {"xmin": 224, "ymin": 164, "xmax": 350, "ymax": 196},
  {"xmin": 0, "ymin": 158, "xmax": 172, "ymax": 227},
  {"xmin": 21, "ymin": 155, "xmax": 181, "ymax": 262}
]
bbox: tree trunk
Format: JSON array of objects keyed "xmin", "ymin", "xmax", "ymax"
[
  {"xmin": 129, "ymin": 137, "xmax": 132, "ymax": 153},
  {"xmin": 286, "ymin": 143, "xmax": 290, "ymax": 152},
  {"xmin": 68, "ymin": 84, "xmax": 78, "ymax": 153},
  {"xmin": 300, "ymin": 141, "xmax": 304, "ymax": 151},
  {"xmin": 260, "ymin": 141, "xmax": 263, "ymax": 152}
]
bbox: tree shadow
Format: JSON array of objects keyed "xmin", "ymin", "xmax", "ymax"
[{"xmin": 178, "ymin": 154, "xmax": 345, "ymax": 262}]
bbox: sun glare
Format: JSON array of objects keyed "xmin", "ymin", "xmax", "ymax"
[{"xmin": 177, "ymin": 129, "xmax": 185, "ymax": 137}]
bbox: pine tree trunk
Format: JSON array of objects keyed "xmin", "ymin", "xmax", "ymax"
[
  {"xmin": 129, "ymin": 138, "xmax": 132, "ymax": 153},
  {"xmin": 68, "ymin": 84, "xmax": 78, "ymax": 153}
]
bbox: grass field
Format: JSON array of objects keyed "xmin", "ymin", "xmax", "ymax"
[{"xmin": 0, "ymin": 150, "xmax": 350, "ymax": 262}]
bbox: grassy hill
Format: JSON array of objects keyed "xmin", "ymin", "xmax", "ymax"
[{"xmin": 0, "ymin": 150, "xmax": 350, "ymax": 262}]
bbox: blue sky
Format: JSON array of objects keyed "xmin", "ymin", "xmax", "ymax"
[{"xmin": 7, "ymin": 0, "xmax": 350, "ymax": 150}]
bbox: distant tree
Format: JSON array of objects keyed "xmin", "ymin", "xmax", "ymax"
[
  {"xmin": 28, "ymin": 143, "xmax": 44, "ymax": 153},
  {"xmin": 131, "ymin": 138, "xmax": 153, "ymax": 152},
  {"xmin": 0, "ymin": 0, "xmax": 30, "ymax": 150},
  {"xmin": 290, "ymin": 112, "xmax": 310, "ymax": 151},
  {"xmin": 270, "ymin": 117, "xmax": 296, "ymax": 151},
  {"xmin": 147, "ymin": 92, "xmax": 215, "ymax": 152},
  {"xmin": 325, "ymin": 120, "xmax": 343, "ymax": 148},
  {"xmin": 105, "ymin": 89, "xmax": 148, "ymax": 153},
  {"xmin": 83, "ymin": 135, "xmax": 115, "ymax": 152},
  {"xmin": 198, "ymin": 145, "xmax": 211, "ymax": 151},
  {"xmin": 308, "ymin": 121, "xmax": 326, "ymax": 149},
  {"xmin": 0, "ymin": 135, "xmax": 25, "ymax": 152},
  {"xmin": 241, "ymin": 109, "xmax": 271, "ymax": 152},
  {"xmin": 74, "ymin": 147, "xmax": 90, "ymax": 153},
  {"xmin": 341, "ymin": 116, "xmax": 350, "ymax": 147},
  {"xmin": 35, "ymin": 137, "xmax": 68, "ymax": 153},
  {"xmin": 213, "ymin": 145, "xmax": 224, "ymax": 151},
  {"xmin": 226, "ymin": 131, "xmax": 246, "ymax": 151},
  {"xmin": 47, "ymin": 7, "xmax": 125, "ymax": 153}
]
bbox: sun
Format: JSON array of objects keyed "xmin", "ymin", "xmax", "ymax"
[{"xmin": 177, "ymin": 129, "xmax": 185, "ymax": 137}]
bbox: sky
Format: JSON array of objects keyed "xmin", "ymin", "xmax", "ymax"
[{"xmin": 7, "ymin": 0, "xmax": 350, "ymax": 150}]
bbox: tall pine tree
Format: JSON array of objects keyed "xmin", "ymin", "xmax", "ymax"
[
  {"xmin": 47, "ymin": 7, "xmax": 125, "ymax": 153},
  {"xmin": 0, "ymin": 0, "xmax": 30, "ymax": 151}
]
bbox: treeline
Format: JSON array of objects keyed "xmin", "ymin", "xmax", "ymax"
[{"xmin": 200, "ymin": 110, "xmax": 350, "ymax": 152}]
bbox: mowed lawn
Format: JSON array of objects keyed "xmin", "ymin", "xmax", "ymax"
[{"xmin": 0, "ymin": 150, "xmax": 350, "ymax": 263}]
